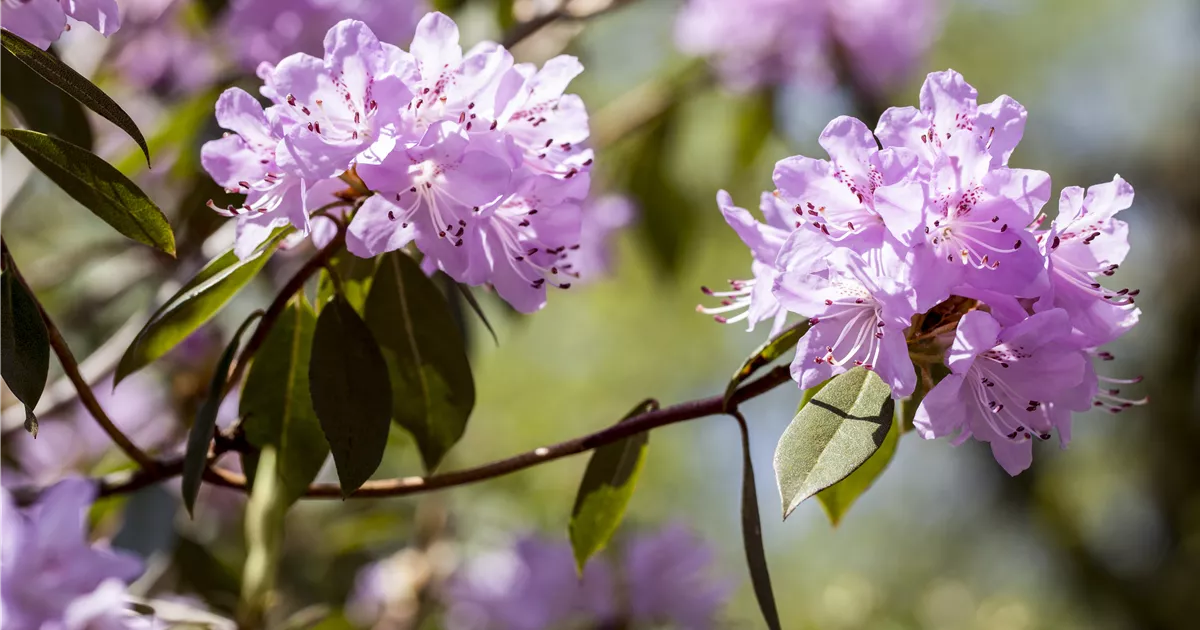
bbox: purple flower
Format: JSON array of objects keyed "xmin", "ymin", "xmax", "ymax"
[
  {"xmin": 1034, "ymin": 175, "xmax": 1140, "ymax": 346},
  {"xmin": 2, "ymin": 0, "xmax": 120, "ymax": 49},
  {"xmin": 222, "ymin": 0, "xmax": 428, "ymax": 70},
  {"xmin": 774, "ymin": 115, "xmax": 921, "ymax": 254},
  {"xmin": 623, "ymin": 524, "xmax": 733, "ymax": 629},
  {"xmin": 107, "ymin": 1, "xmax": 220, "ymax": 96},
  {"xmin": 696, "ymin": 191, "xmax": 799, "ymax": 335},
  {"xmin": 1, "ymin": 478, "xmax": 144, "ymax": 629},
  {"xmin": 776, "ymin": 244, "xmax": 920, "ymax": 397},
  {"xmin": 876, "ymin": 69, "xmax": 1028, "ymax": 170},
  {"xmin": 874, "ymin": 131, "xmax": 1051, "ymax": 299},
  {"xmin": 445, "ymin": 536, "xmax": 615, "ymax": 630},
  {"xmin": 674, "ymin": 0, "xmax": 940, "ymax": 93},
  {"xmin": 914, "ymin": 309, "xmax": 1089, "ymax": 475},
  {"xmin": 561, "ymin": 195, "xmax": 636, "ymax": 283}
]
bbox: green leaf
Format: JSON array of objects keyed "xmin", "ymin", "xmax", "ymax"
[
  {"xmin": 239, "ymin": 296, "xmax": 328, "ymax": 507},
  {"xmin": 1, "ymin": 130, "xmax": 173, "ymax": 255},
  {"xmin": 723, "ymin": 320, "xmax": 810, "ymax": 409},
  {"xmin": 734, "ymin": 88, "xmax": 775, "ymax": 172},
  {"xmin": 569, "ymin": 399, "xmax": 658, "ymax": 572},
  {"xmin": 316, "ymin": 251, "xmax": 378, "ymax": 313},
  {"xmin": 626, "ymin": 103, "xmax": 693, "ymax": 276},
  {"xmin": 363, "ymin": 252, "xmax": 475, "ymax": 472},
  {"xmin": 0, "ymin": 271, "xmax": 49, "ymax": 437},
  {"xmin": 454, "ymin": 282, "xmax": 498, "ymax": 346},
  {"xmin": 1, "ymin": 46, "xmax": 93, "ymax": 150},
  {"xmin": 115, "ymin": 232, "xmax": 285, "ymax": 385},
  {"xmin": 774, "ymin": 367, "xmax": 894, "ymax": 519},
  {"xmin": 182, "ymin": 312, "xmax": 262, "ymax": 517},
  {"xmin": 240, "ymin": 445, "xmax": 287, "ymax": 628},
  {"xmin": 309, "ymin": 296, "xmax": 393, "ymax": 496},
  {"xmin": 735, "ymin": 415, "xmax": 782, "ymax": 630},
  {"xmin": 816, "ymin": 401, "xmax": 900, "ymax": 526},
  {"xmin": 1, "ymin": 29, "xmax": 149, "ymax": 163}
]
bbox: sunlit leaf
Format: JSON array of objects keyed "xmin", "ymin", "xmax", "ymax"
[
  {"xmin": 454, "ymin": 282, "xmax": 498, "ymax": 346},
  {"xmin": 1, "ymin": 46, "xmax": 93, "ymax": 150},
  {"xmin": 0, "ymin": 270, "xmax": 49, "ymax": 436},
  {"xmin": 816, "ymin": 402, "xmax": 900, "ymax": 526},
  {"xmin": 735, "ymin": 415, "xmax": 781, "ymax": 630},
  {"xmin": 239, "ymin": 297, "xmax": 327, "ymax": 507},
  {"xmin": 316, "ymin": 251, "xmax": 378, "ymax": 314},
  {"xmin": 182, "ymin": 311, "xmax": 262, "ymax": 517},
  {"xmin": 774, "ymin": 367, "xmax": 894, "ymax": 519},
  {"xmin": 1, "ymin": 130, "xmax": 173, "ymax": 255},
  {"xmin": 363, "ymin": 252, "xmax": 474, "ymax": 472},
  {"xmin": 309, "ymin": 296, "xmax": 392, "ymax": 496},
  {"xmin": 115, "ymin": 231, "xmax": 285, "ymax": 385},
  {"xmin": 1, "ymin": 29, "xmax": 149, "ymax": 163},
  {"xmin": 569, "ymin": 399, "xmax": 658, "ymax": 572},
  {"xmin": 723, "ymin": 320, "xmax": 809, "ymax": 409}
]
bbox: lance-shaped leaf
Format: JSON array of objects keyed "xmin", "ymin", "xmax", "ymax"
[
  {"xmin": 774, "ymin": 367, "xmax": 894, "ymax": 519},
  {"xmin": 1, "ymin": 271, "xmax": 50, "ymax": 437},
  {"xmin": 239, "ymin": 297, "xmax": 327, "ymax": 507},
  {"xmin": 1, "ymin": 46, "xmax": 93, "ymax": 150},
  {"xmin": 569, "ymin": 399, "xmax": 658, "ymax": 572},
  {"xmin": 364, "ymin": 252, "xmax": 474, "ymax": 472},
  {"xmin": 116, "ymin": 232, "xmax": 285, "ymax": 385},
  {"xmin": 454, "ymin": 282, "xmax": 498, "ymax": 346},
  {"xmin": 735, "ymin": 414, "xmax": 781, "ymax": 630},
  {"xmin": 309, "ymin": 296, "xmax": 393, "ymax": 496},
  {"xmin": 1, "ymin": 130, "xmax": 172, "ymax": 255},
  {"xmin": 723, "ymin": 320, "xmax": 809, "ymax": 408},
  {"xmin": 1, "ymin": 30, "xmax": 149, "ymax": 162},
  {"xmin": 816, "ymin": 400, "xmax": 900, "ymax": 526},
  {"xmin": 315, "ymin": 251, "xmax": 379, "ymax": 314},
  {"xmin": 182, "ymin": 312, "xmax": 262, "ymax": 517}
]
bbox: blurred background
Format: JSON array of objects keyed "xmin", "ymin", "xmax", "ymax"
[{"xmin": 2, "ymin": 0, "xmax": 1199, "ymax": 628}]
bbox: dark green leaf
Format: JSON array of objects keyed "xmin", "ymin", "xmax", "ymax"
[
  {"xmin": 316, "ymin": 251, "xmax": 378, "ymax": 313},
  {"xmin": 1, "ymin": 130, "xmax": 173, "ymax": 255},
  {"xmin": 816, "ymin": 402, "xmax": 900, "ymax": 526},
  {"xmin": 1, "ymin": 29, "xmax": 149, "ymax": 163},
  {"xmin": 735, "ymin": 414, "xmax": 781, "ymax": 630},
  {"xmin": 115, "ymin": 232, "xmax": 285, "ymax": 385},
  {"xmin": 454, "ymin": 283, "xmax": 498, "ymax": 346},
  {"xmin": 239, "ymin": 297, "xmax": 328, "ymax": 506},
  {"xmin": 182, "ymin": 312, "xmax": 262, "ymax": 517},
  {"xmin": 734, "ymin": 89, "xmax": 775, "ymax": 172},
  {"xmin": 723, "ymin": 320, "xmax": 810, "ymax": 409},
  {"xmin": 364, "ymin": 252, "xmax": 475, "ymax": 472},
  {"xmin": 774, "ymin": 367, "xmax": 894, "ymax": 519},
  {"xmin": 0, "ymin": 271, "xmax": 49, "ymax": 436},
  {"xmin": 569, "ymin": 399, "xmax": 658, "ymax": 571},
  {"xmin": 1, "ymin": 46, "xmax": 93, "ymax": 150},
  {"xmin": 309, "ymin": 296, "xmax": 393, "ymax": 496}
]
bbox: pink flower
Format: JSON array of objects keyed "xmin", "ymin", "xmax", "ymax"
[
  {"xmin": 774, "ymin": 115, "xmax": 921, "ymax": 254},
  {"xmin": 775, "ymin": 243, "xmax": 920, "ymax": 397},
  {"xmin": 914, "ymin": 309, "xmax": 1089, "ymax": 475},
  {"xmin": 2, "ymin": 0, "xmax": 120, "ymax": 49},
  {"xmin": 1034, "ymin": 175, "xmax": 1140, "ymax": 346}
]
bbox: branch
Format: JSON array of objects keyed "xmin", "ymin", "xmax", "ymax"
[
  {"xmin": 1, "ymin": 239, "xmax": 158, "ymax": 471},
  {"xmin": 97, "ymin": 365, "xmax": 795, "ymax": 499},
  {"xmin": 221, "ymin": 228, "xmax": 346, "ymax": 398},
  {"xmin": 502, "ymin": 0, "xmax": 640, "ymax": 48}
]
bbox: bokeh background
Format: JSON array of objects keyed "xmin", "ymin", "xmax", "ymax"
[{"xmin": 3, "ymin": 0, "xmax": 1199, "ymax": 628}]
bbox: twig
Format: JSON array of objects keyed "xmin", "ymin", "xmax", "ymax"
[
  {"xmin": 502, "ymin": 0, "xmax": 640, "ymax": 49},
  {"xmin": 1, "ymin": 239, "xmax": 158, "ymax": 471},
  {"xmin": 220, "ymin": 229, "xmax": 346, "ymax": 398},
  {"xmin": 94, "ymin": 365, "xmax": 795, "ymax": 498}
]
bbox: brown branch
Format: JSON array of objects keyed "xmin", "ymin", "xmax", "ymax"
[
  {"xmin": 501, "ymin": 0, "xmax": 640, "ymax": 49},
  {"xmin": 96, "ymin": 365, "xmax": 795, "ymax": 499},
  {"xmin": 1, "ymin": 239, "xmax": 158, "ymax": 471},
  {"xmin": 221, "ymin": 229, "xmax": 345, "ymax": 398}
]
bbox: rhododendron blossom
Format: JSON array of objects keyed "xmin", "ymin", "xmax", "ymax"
[
  {"xmin": 202, "ymin": 11, "xmax": 594, "ymax": 311},
  {"xmin": 2, "ymin": 0, "xmax": 120, "ymax": 49},
  {"xmin": 703, "ymin": 69, "xmax": 1145, "ymax": 474}
]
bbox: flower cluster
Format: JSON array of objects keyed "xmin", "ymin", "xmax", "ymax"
[
  {"xmin": 702, "ymin": 70, "xmax": 1144, "ymax": 474},
  {"xmin": 674, "ymin": 0, "xmax": 941, "ymax": 93},
  {"xmin": 1, "ymin": 478, "xmax": 147, "ymax": 628},
  {"xmin": 201, "ymin": 11, "xmax": 594, "ymax": 312},
  {"xmin": 440, "ymin": 525, "xmax": 730, "ymax": 629},
  {"xmin": 2, "ymin": 0, "xmax": 120, "ymax": 49}
]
